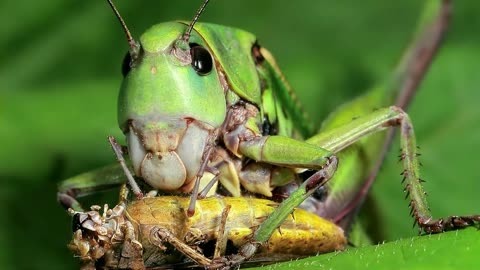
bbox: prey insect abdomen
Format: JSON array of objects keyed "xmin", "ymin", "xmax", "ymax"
[{"xmin": 126, "ymin": 196, "xmax": 346, "ymax": 257}]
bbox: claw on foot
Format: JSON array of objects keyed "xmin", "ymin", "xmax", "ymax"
[{"xmin": 419, "ymin": 215, "xmax": 480, "ymax": 234}]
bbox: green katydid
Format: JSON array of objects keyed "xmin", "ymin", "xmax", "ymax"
[{"xmin": 59, "ymin": 0, "xmax": 480, "ymax": 268}]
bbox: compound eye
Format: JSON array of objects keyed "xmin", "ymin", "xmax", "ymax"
[
  {"xmin": 122, "ymin": 52, "xmax": 132, "ymax": 77},
  {"xmin": 190, "ymin": 43, "xmax": 213, "ymax": 76}
]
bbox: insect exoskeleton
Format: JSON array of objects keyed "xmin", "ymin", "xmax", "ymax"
[{"xmin": 69, "ymin": 196, "xmax": 346, "ymax": 269}]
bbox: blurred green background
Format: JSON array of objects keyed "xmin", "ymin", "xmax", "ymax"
[{"xmin": 1, "ymin": 0, "xmax": 479, "ymax": 269}]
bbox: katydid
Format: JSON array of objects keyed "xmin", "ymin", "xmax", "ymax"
[{"xmin": 59, "ymin": 0, "xmax": 480, "ymax": 268}]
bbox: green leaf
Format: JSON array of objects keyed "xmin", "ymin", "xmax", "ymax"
[{"xmin": 254, "ymin": 228, "xmax": 480, "ymax": 270}]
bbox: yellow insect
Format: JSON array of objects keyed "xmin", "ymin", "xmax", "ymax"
[{"xmin": 69, "ymin": 195, "xmax": 346, "ymax": 269}]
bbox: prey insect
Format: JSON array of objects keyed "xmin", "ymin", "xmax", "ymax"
[
  {"xmin": 59, "ymin": 0, "xmax": 480, "ymax": 268},
  {"xmin": 69, "ymin": 159, "xmax": 343, "ymax": 270}
]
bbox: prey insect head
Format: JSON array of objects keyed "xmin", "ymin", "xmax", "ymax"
[{"xmin": 68, "ymin": 205, "xmax": 128, "ymax": 264}]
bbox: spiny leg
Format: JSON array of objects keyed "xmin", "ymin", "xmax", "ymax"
[
  {"xmin": 308, "ymin": 106, "xmax": 480, "ymax": 233},
  {"xmin": 210, "ymin": 156, "xmax": 338, "ymax": 269},
  {"xmin": 342, "ymin": 0, "xmax": 453, "ymax": 228},
  {"xmin": 304, "ymin": 0, "xmax": 456, "ymax": 233},
  {"xmin": 397, "ymin": 113, "xmax": 480, "ymax": 233}
]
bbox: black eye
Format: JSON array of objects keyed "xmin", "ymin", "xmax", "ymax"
[
  {"xmin": 190, "ymin": 43, "xmax": 213, "ymax": 75},
  {"xmin": 122, "ymin": 52, "xmax": 132, "ymax": 77}
]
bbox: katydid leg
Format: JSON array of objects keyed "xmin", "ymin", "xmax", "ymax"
[
  {"xmin": 303, "ymin": 0, "xmax": 456, "ymax": 234},
  {"xmin": 308, "ymin": 106, "xmax": 480, "ymax": 233},
  {"xmin": 239, "ymin": 135, "xmax": 334, "ymax": 169},
  {"xmin": 57, "ymin": 194, "xmax": 83, "ymax": 212},
  {"xmin": 212, "ymin": 156, "xmax": 338, "ymax": 269},
  {"xmin": 188, "ymin": 145, "xmax": 215, "ymax": 216},
  {"xmin": 353, "ymin": 0, "xmax": 452, "ymax": 233},
  {"xmin": 57, "ymin": 137, "xmax": 135, "ymax": 211},
  {"xmin": 57, "ymin": 163, "xmax": 128, "ymax": 211}
]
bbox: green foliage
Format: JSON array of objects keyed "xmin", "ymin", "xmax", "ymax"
[
  {"xmin": 1, "ymin": 1, "xmax": 479, "ymax": 269},
  {"xmin": 257, "ymin": 228, "xmax": 480, "ymax": 270}
]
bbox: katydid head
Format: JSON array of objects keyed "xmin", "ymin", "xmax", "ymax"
[{"xmin": 108, "ymin": 0, "xmax": 226, "ymax": 192}]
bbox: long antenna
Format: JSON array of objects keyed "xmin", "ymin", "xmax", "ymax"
[
  {"xmin": 182, "ymin": 0, "xmax": 211, "ymax": 42},
  {"xmin": 106, "ymin": 0, "xmax": 137, "ymax": 51}
]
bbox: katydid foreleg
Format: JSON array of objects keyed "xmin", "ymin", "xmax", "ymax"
[
  {"xmin": 57, "ymin": 137, "xmax": 143, "ymax": 211},
  {"xmin": 57, "ymin": 163, "xmax": 128, "ymax": 211},
  {"xmin": 307, "ymin": 106, "xmax": 480, "ymax": 233}
]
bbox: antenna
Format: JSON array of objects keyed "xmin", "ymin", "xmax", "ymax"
[
  {"xmin": 106, "ymin": 0, "xmax": 138, "ymax": 51},
  {"xmin": 182, "ymin": 0, "xmax": 211, "ymax": 42}
]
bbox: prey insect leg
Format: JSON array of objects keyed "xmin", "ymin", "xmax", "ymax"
[
  {"xmin": 213, "ymin": 205, "xmax": 231, "ymax": 259},
  {"xmin": 150, "ymin": 204, "xmax": 232, "ymax": 268},
  {"xmin": 151, "ymin": 227, "xmax": 213, "ymax": 266}
]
